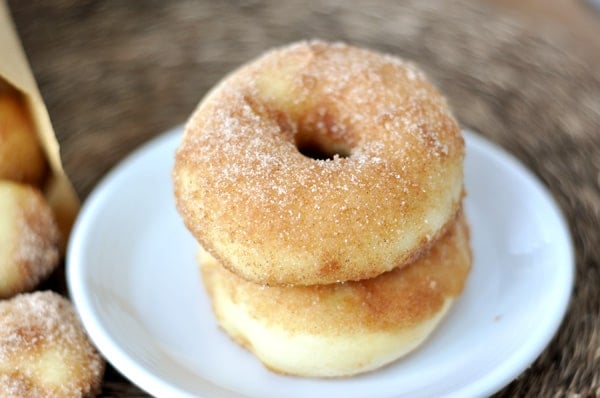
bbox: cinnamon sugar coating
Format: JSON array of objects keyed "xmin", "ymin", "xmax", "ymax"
[
  {"xmin": 0, "ymin": 291, "xmax": 105, "ymax": 397},
  {"xmin": 0, "ymin": 181, "xmax": 60, "ymax": 299},
  {"xmin": 199, "ymin": 215, "xmax": 472, "ymax": 377},
  {"xmin": 174, "ymin": 40, "xmax": 464, "ymax": 285}
]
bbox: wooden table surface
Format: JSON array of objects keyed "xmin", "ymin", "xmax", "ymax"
[{"xmin": 6, "ymin": 1, "xmax": 600, "ymax": 397}]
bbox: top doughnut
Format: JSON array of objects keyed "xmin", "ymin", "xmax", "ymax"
[{"xmin": 173, "ymin": 40, "xmax": 464, "ymax": 285}]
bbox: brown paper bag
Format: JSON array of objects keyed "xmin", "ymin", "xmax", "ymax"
[{"xmin": 1, "ymin": 0, "xmax": 80, "ymax": 252}]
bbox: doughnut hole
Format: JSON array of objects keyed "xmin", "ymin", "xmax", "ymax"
[
  {"xmin": 0, "ymin": 292, "xmax": 105, "ymax": 397},
  {"xmin": 294, "ymin": 133, "xmax": 351, "ymax": 160},
  {"xmin": 294, "ymin": 117, "xmax": 352, "ymax": 160},
  {"xmin": 254, "ymin": 64, "xmax": 354, "ymax": 161},
  {"xmin": 0, "ymin": 181, "xmax": 60, "ymax": 299}
]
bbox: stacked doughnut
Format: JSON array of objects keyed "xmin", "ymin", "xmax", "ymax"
[{"xmin": 173, "ymin": 40, "xmax": 471, "ymax": 377}]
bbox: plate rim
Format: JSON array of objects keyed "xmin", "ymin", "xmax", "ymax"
[
  {"xmin": 67, "ymin": 128, "xmax": 201, "ymax": 398},
  {"xmin": 67, "ymin": 127, "xmax": 575, "ymax": 398}
]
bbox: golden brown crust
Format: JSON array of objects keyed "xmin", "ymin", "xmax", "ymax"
[
  {"xmin": 0, "ymin": 180, "xmax": 60, "ymax": 299},
  {"xmin": 0, "ymin": 92, "xmax": 47, "ymax": 187},
  {"xmin": 200, "ymin": 215, "xmax": 471, "ymax": 376},
  {"xmin": 174, "ymin": 40, "xmax": 464, "ymax": 285},
  {"xmin": 0, "ymin": 291, "xmax": 105, "ymax": 397},
  {"xmin": 201, "ymin": 214, "xmax": 471, "ymax": 334}
]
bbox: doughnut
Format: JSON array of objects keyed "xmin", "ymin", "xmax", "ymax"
[
  {"xmin": 0, "ymin": 180, "xmax": 60, "ymax": 299},
  {"xmin": 199, "ymin": 214, "xmax": 472, "ymax": 377},
  {"xmin": 0, "ymin": 291, "xmax": 105, "ymax": 397},
  {"xmin": 0, "ymin": 91, "xmax": 47, "ymax": 186},
  {"xmin": 174, "ymin": 40, "xmax": 465, "ymax": 285}
]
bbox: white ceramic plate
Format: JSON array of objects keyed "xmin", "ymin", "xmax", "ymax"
[{"xmin": 67, "ymin": 127, "xmax": 574, "ymax": 398}]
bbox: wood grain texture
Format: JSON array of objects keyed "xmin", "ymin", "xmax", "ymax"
[{"xmin": 6, "ymin": 0, "xmax": 599, "ymax": 396}]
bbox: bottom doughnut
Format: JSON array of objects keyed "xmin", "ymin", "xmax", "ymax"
[{"xmin": 198, "ymin": 214, "xmax": 472, "ymax": 378}]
